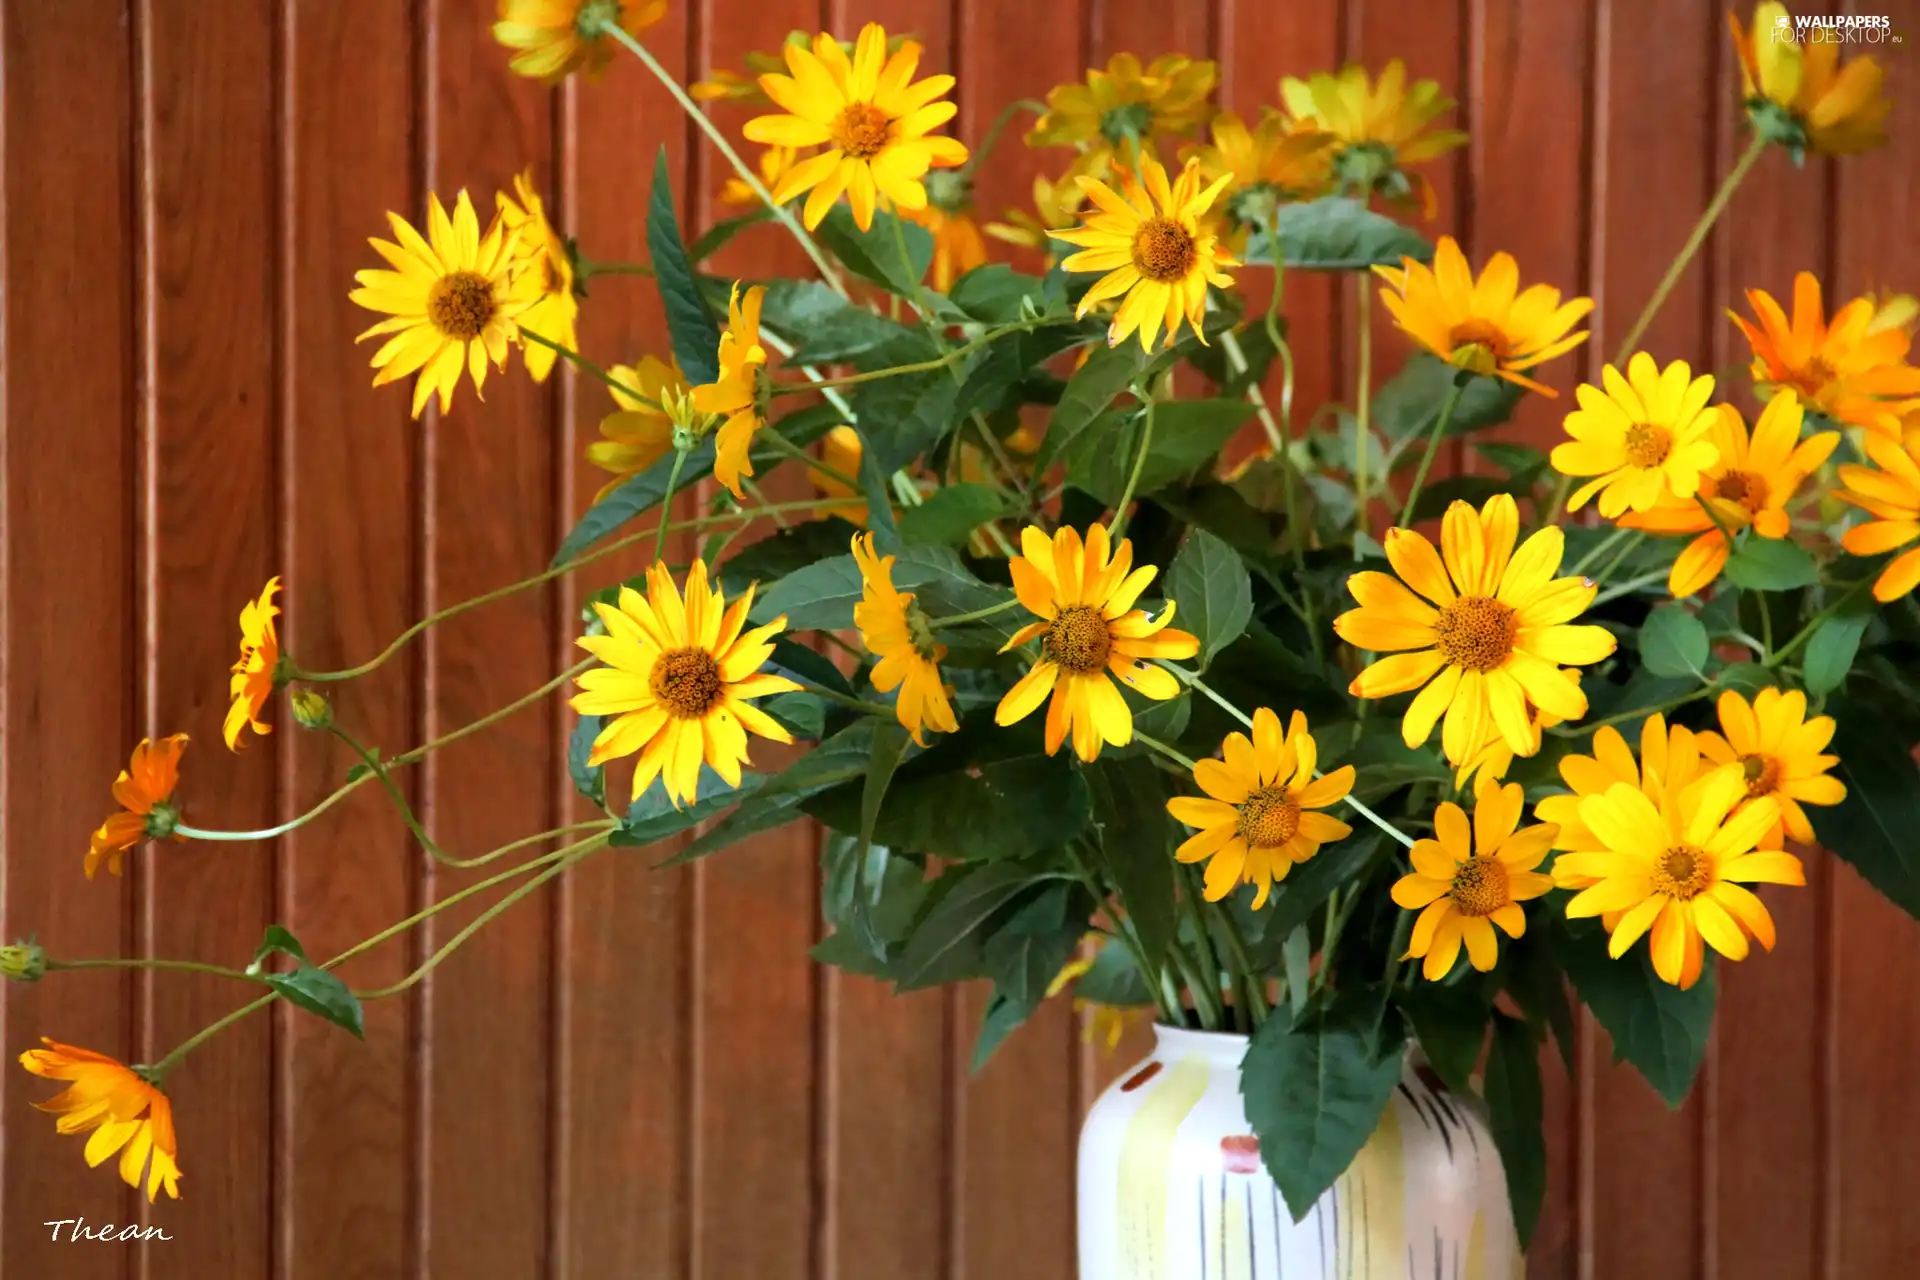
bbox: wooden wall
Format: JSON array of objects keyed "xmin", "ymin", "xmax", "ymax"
[{"xmin": 2, "ymin": 1, "xmax": 1918, "ymax": 1276}]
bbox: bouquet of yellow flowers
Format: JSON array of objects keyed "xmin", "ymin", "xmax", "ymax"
[{"xmin": 16, "ymin": 0, "xmax": 1914, "ymax": 1260}]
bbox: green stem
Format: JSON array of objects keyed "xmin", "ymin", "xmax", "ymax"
[
  {"xmin": 768, "ymin": 320, "xmax": 1055, "ymax": 394},
  {"xmin": 655, "ymin": 447, "xmax": 692, "ymax": 563},
  {"xmin": 1589, "ymin": 530, "xmax": 1648, "ymax": 587},
  {"xmin": 1135, "ymin": 732, "xmax": 1198, "ymax": 770},
  {"xmin": 520, "ymin": 330, "xmax": 644, "ymax": 401},
  {"xmin": 46, "ymin": 958, "xmax": 258, "ymax": 982},
  {"xmin": 1548, "ymin": 688, "xmax": 1712, "ymax": 737},
  {"xmin": 1109, "ymin": 393, "xmax": 1157, "ymax": 543},
  {"xmin": 963, "ymin": 98, "xmax": 1046, "ymax": 177},
  {"xmin": 1354, "ymin": 276, "xmax": 1374, "ymax": 540},
  {"xmin": 795, "ymin": 677, "xmax": 896, "ymax": 720},
  {"xmin": 1769, "ymin": 578, "xmax": 1873, "ymax": 667},
  {"xmin": 1694, "ymin": 495, "xmax": 1738, "ymax": 550},
  {"xmin": 1172, "ymin": 864, "xmax": 1227, "ymax": 1031},
  {"xmin": 330, "ymin": 724, "xmax": 448, "ymax": 864},
  {"xmin": 1397, "ymin": 379, "xmax": 1466, "ymax": 529},
  {"xmin": 928, "ymin": 596, "xmax": 1020, "ymax": 630},
  {"xmin": 1065, "ymin": 841, "xmax": 1181, "ymax": 1026},
  {"xmin": 1569, "ymin": 525, "xmax": 1634, "ymax": 577},
  {"xmin": 1215, "ymin": 905, "xmax": 1270, "ymax": 1028},
  {"xmin": 758, "ymin": 427, "xmax": 860, "ymax": 492},
  {"xmin": 1590, "ymin": 569, "xmax": 1670, "ymax": 607}
]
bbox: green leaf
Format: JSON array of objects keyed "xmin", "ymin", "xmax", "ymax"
[
  {"xmin": 851, "ymin": 365, "xmax": 965, "ymax": 475},
  {"xmin": 1086, "ymin": 758, "xmax": 1179, "ymax": 971},
  {"xmin": 612, "ymin": 775, "xmax": 759, "ymax": 849},
  {"xmin": 1640, "ymin": 605, "xmax": 1710, "ymax": 679},
  {"xmin": 666, "ymin": 720, "xmax": 875, "ymax": 865},
  {"xmin": 815, "ymin": 204, "xmax": 933, "ymax": 297},
  {"xmin": 248, "ymin": 925, "xmax": 308, "ymax": 973},
  {"xmin": 568, "ymin": 714, "xmax": 607, "ymax": 808},
  {"xmin": 647, "ymin": 147, "xmax": 721, "ymax": 385},
  {"xmin": 947, "ymin": 264, "xmax": 1048, "ymax": 323},
  {"xmin": 1265, "ymin": 829, "xmax": 1389, "ymax": 940},
  {"xmin": 1074, "ymin": 934, "xmax": 1155, "ymax": 1006},
  {"xmin": 1506, "ymin": 929, "xmax": 1577, "ymax": 1077},
  {"xmin": 1167, "ymin": 527, "xmax": 1253, "ymax": 667},
  {"xmin": 717, "ymin": 518, "xmax": 864, "ymax": 598},
  {"xmin": 899, "ymin": 483, "xmax": 1013, "ymax": 547},
  {"xmin": 848, "ymin": 422, "xmax": 902, "ymax": 551},
  {"xmin": 1722, "ymin": 537, "xmax": 1820, "ymax": 591},
  {"xmin": 812, "ymin": 928, "xmax": 895, "ymax": 978},
  {"xmin": 551, "ymin": 437, "xmax": 714, "ymax": 568},
  {"xmin": 687, "ymin": 205, "xmax": 774, "ymax": 263},
  {"xmin": 1036, "ymin": 343, "xmax": 1151, "ymax": 471},
  {"xmin": 1075, "ymin": 399, "xmax": 1257, "ymax": 505},
  {"xmin": 1549, "ymin": 913, "xmax": 1714, "ymax": 1106},
  {"xmin": 760, "ymin": 691, "xmax": 824, "ymax": 739},
  {"xmin": 851, "ymin": 721, "xmax": 914, "ymax": 958},
  {"xmin": 1240, "ymin": 1006, "xmax": 1407, "ymax": 1221},
  {"xmin": 265, "ymin": 965, "xmax": 365, "ymax": 1039},
  {"xmin": 1395, "ymin": 982, "xmax": 1488, "ymax": 1095},
  {"xmin": 1713, "ymin": 662, "xmax": 1775, "ymax": 698},
  {"xmin": 1484, "ymin": 1011, "xmax": 1546, "ymax": 1246},
  {"xmin": 1243, "ymin": 195, "xmax": 1434, "ymax": 271},
  {"xmin": 1820, "ymin": 696, "xmax": 1920, "ymax": 916},
  {"xmin": 758, "ymin": 279, "xmax": 922, "ymax": 364},
  {"xmin": 983, "ymin": 882, "xmax": 1088, "ymax": 1010},
  {"xmin": 892, "ymin": 862, "xmax": 1068, "ymax": 988},
  {"xmin": 1371, "ymin": 355, "xmax": 1523, "ymax": 443},
  {"xmin": 1406, "ymin": 475, "xmax": 1513, "ymax": 524},
  {"xmin": 971, "ymin": 992, "xmax": 1033, "ymax": 1073},
  {"xmin": 751, "ymin": 546, "xmax": 1006, "ymax": 632},
  {"xmin": 1474, "ymin": 440, "xmax": 1551, "ymax": 486},
  {"xmin": 765, "ymin": 635, "xmax": 853, "ymax": 696},
  {"xmin": 1802, "ymin": 603, "xmax": 1872, "ymax": 695}
]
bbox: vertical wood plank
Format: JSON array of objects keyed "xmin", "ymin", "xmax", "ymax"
[
  {"xmin": 1090, "ymin": 0, "xmax": 1214, "ymax": 59},
  {"xmin": 419, "ymin": 3, "xmax": 556, "ymax": 1277},
  {"xmin": 0, "ymin": 1, "xmax": 139, "ymax": 1274},
  {"xmin": 278, "ymin": 1, "xmax": 419, "ymax": 1276}
]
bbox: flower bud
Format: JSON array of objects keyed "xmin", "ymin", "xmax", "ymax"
[
  {"xmin": 2, "ymin": 942, "xmax": 46, "ymax": 982},
  {"xmin": 291, "ymin": 689, "xmax": 334, "ymax": 730}
]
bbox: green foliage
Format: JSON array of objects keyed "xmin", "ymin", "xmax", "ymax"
[
  {"xmin": 1071, "ymin": 399, "xmax": 1256, "ymax": 504},
  {"xmin": 1484, "ymin": 1012, "xmax": 1546, "ymax": 1245},
  {"xmin": 1821, "ymin": 697, "xmax": 1920, "ymax": 916},
  {"xmin": 1722, "ymin": 537, "xmax": 1821, "ymax": 591},
  {"xmin": 1242, "ymin": 196, "xmax": 1435, "ymax": 271},
  {"xmin": 899, "ymin": 483, "xmax": 1013, "ymax": 547},
  {"xmin": 1550, "ymin": 913, "xmax": 1715, "ymax": 1107},
  {"xmin": 1394, "ymin": 980, "xmax": 1489, "ymax": 1094},
  {"xmin": 1167, "ymin": 527, "xmax": 1253, "ymax": 667},
  {"xmin": 1036, "ymin": 342, "xmax": 1155, "ymax": 471},
  {"xmin": 1639, "ymin": 605, "xmax": 1710, "ymax": 679},
  {"xmin": 1086, "ymin": 757, "xmax": 1179, "ymax": 971},
  {"xmin": 1803, "ymin": 599, "xmax": 1873, "ymax": 694},
  {"xmin": 815, "ymin": 205, "xmax": 935, "ymax": 297},
  {"xmin": 1370, "ymin": 355, "xmax": 1523, "ymax": 443},
  {"xmin": 647, "ymin": 147, "xmax": 721, "ymax": 385},
  {"xmin": 568, "ymin": 714, "xmax": 606, "ymax": 809},
  {"xmin": 248, "ymin": 926, "xmax": 363, "ymax": 1039}
]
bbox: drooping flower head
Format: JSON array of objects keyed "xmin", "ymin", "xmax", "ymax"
[
  {"xmin": 88, "ymin": 735, "xmax": 188, "ymax": 880},
  {"xmin": 689, "ymin": 284, "xmax": 769, "ymax": 499},
  {"xmin": 226, "ymin": 577, "xmax": 283, "ymax": 750},
  {"xmin": 1180, "ymin": 110, "xmax": 1337, "ymax": 228},
  {"xmin": 1696, "ymin": 687, "xmax": 1844, "ymax": 846},
  {"xmin": 1391, "ymin": 776, "xmax": 1556, "ymax": 980},
  {"xmin": 995, "ymin": 524, "xmax": 1199, "ymax": 762},
  {"xmin": 742, "ymin": 24, "xmax": 969, "ymax": 231},
  {"xmin": 1836, "ymin": 428, "xmax": 1920, "ymax": 601},
  {"xmin": 1167, "ymin": 709, "xmax": 1354, "ymax": 907},
  {"xmin": 1052, "ymin": 153, "xmax": 1237, "ymax": 352},
  {"xmin": 495, "ymin": 170, "xmax": 579, "ymax": 382},
  {"xmin": 1278, "ymin": 60, "xmax": 1467, "ymax": 218},
  {"xmin": 1728, "ymin": 2, "xmax": 1890, "ymax": 158},
  {"xmin": 350, "ymin": 191, "xmax": 540, "ymax": 418},
  {"xmin": 1618, "ymin": 391, "xmax": 1838, "ymax": 598},
  {"xmin": 1731, "ymin": 271, "xmax": 1920, "ymax": 437},
  {"xmin": 1552, "ymin": 354, "xmax": 1722, "ymax": 518},
  {"xmin": 1027, "ymin": 53, "xmax": 1220, "ymax": 164},
  {"xmin": 571, "ymin": 560, "xmax": 801, "ymax": 807},
  {"xmin": 493, "ymin": 0, "xmax": 666, "ymax": 83},
  {"xmin": 589, "ymin": 355, "xmax": 692, "ymax": 503},
  {"xmin": 1559, "ymin": 771, "xmax": 1804, "ymax": 989},
  {"xmin": 851, "ymin": 533, "xmax": 958, "ymax": 747},
  {"xmin": 21, "ymin": 1039, "xmax": 181, "ymax": 1201},
  {"xmin": 1374, "ymin": 237, "xmax": 1592, "ymax": 395},
  {"xmin": 1334, "ymin": 494, "xmax": 1616, "ymax": 766}
]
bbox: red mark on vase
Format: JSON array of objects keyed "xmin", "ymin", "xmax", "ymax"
[
  {"xmin": 1220, "ymin": 1134, "xmax": 1261, "ymax": 1174},
  {"xmin": 1119, "ymin": 1061, "xmax": 1162, "ymax": 1092}
]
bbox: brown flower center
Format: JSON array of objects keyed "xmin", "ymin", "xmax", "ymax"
[
  {"xmin": 1653, "ymin": 846, "xmax": 1712, "ymax": 901},
  {"xmin": 1446, "ymin": 318, "xmax": 1513, "ymax": 376},
  {"xmin": 650, "ymin": 647, "xmax": 723, "ymax": 719},
  {"xmin": 830, "ymin": 103, "xmax": 892, "ymax": 161},
  {"xmin": 1433, "ymin": 595, "xmax": 1517, "ymax": 673},
  {"xmin": 1782, "ymin": 356, "xmax": 1837, "ymax": 401},
  {"xmin": 1741, "ymin": 753, "xmax": 1781, "ymax": 798},
  {"xmin": 1625, "ymin": 423, "xmax": 1673, "ymax": 468},
  {"xmin": 1044, "ymin": 604, "xmax": 1113, "ymax": 675},
  {"xmin": 1448, "ymin": 856, "xmax": 1510, "ymax": 917},
  {"xmin": 1235, "ymin": 786, "xmax": 1301, "ymax": 849},
  {"xmin": 1131, "ymin": 217, "xmax": 1197, "ymax": 283},
  {"xmin": 1713, "ymin": 469, "xmax": 1770, "ymax": 513},
  {"xmin": 427, "ymin": 270, "xmax": 498, "ymax": 342}
]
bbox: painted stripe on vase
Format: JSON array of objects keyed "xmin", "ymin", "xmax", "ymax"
[
  {"xmin": 1336, "ymin": 1086, "xmax": 1406, "ymax": 1280},
  {"xmin": 1116, "ymin": 1053, "xmax": 1211, "ymax": 1277}
]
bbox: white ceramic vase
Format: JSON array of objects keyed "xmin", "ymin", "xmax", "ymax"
[{"xmin": 1076, "ymin": 1025, "xmax": 1522, "ymax": 1279}]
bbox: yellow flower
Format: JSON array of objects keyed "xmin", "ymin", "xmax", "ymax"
[
  {"xmin": 742, "ymin": 24, "xmax": 968, "ymax": 231},
  {"xmin": 1278, "ymin": 60, "xmax": 1467, "ymax": 217},
  {"xmin": 690, "ymin": 283, "xmax": 768, "ymax": 500},
  {"xmin": 1027, "ymin": 53, "xmax": 1220, "ymax": 162},
  {"xmin": 1696, "ymin": 687, "xmax": 1844, "ymax": 846},
  {"xmin": 350, "ymin": 190, "xmax": 540, "ymax": 418},
  {"xmin": 496, "ymin": 170, "xmax": 579, "ymax": 383},
  {"xmin": 589, "ymin": 355, "xmax": 691, "ymax": 503},
  {"xmin": 1453, "ymin": 670, "xmax": 1580, "ymax": 791},
  {"xmin": 1728, "ymin": 2, "xmax": 1890, "ymax": 156},
  {"xmin": 21, "ymin": 1038, "xmax": 181, "ymax": 1201},
  {"xmin": 1538, "ymin": 713, "xmax": 1708, "ymax": 861},
  {"xmin": 1618, "ymin": 391, "xmax": 1838, "ymax": 598},
  {"xmin": 995, "ymin": 524, "xmax": 1199, "ymax": 762},
  {"xmin": 984, "ymin": 152, "xmax": 1111, "ymax": 261},
  {"xmin": 1552, "ymin": 354, "xmax": 1722, "ymax": 517},
  {"xmin": 226, "ymin": 577, "xmax": 282, "ymax": 750},
  {"xmin": 1374, "ymin": 236, "xmax": 1592, "ymax": 395},
  {"xmin": 87, "ymin": 735, "xmax": 188, "ymax": 881},
  {"xmin": 1837, "ymin": 428, "xmax": 1920, "ymax": 600},
  {"xmin": 1180, "ymin": 110, "xmax": 1336, "ymax": 219},
  {"xmin": 902, "ymin": 201, "xmax": 990, "ymax": 294},
  {"xmin": 696, "ymin": 31, "xmax": 921, "ymax": 107},
  {"xmin": 571, "ymin": 559, "xmax": 801, "ymax": 807},
  {"xmin": 1392, "ymin": 776, "xmax": 1555, "ymax": 980},
  {"xmin": 721, "ymin": 145, "xmax": 808, "ymax": 207},
  {"xmin": 1335, "ymin": 494, "xmax": 1616, "ymax": 766},
  {"xmin": 1558, "ymin": 771, "xmax": 1804, "ymax": 989},
  {"xmin": 1167, "ymin": 708, "xmax": 1355, "ymax": 907},
  {"xmin": 1051, "ymin": 153, "xmax": 1237, "ymax": 352},
  {"xmin": 1731, "ymin": 271, "xmax": 1920, "ymax": 437},
  {"xmin": 493, "ymin": 0, "xmax": 666, "ymax": 83},
  {"xmin": 851, "ymin": 533, "xmax": 958, "ymax": 746},
  {"xmin": 1867, "ymin": 289, "xmax": 1920, "ymax": 337},
  {"xmin": 1046, "ymin": 937, "xmax": 1147, "ymax": 1052},
  {"xmin": 810, "ymin": 425, "xmax": 868, "ymax": 525}
]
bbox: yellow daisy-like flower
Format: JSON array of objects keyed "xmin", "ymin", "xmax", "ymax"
[
  {"xmin": 1027, "ymin": 53, "xmax": 1220, "ymax": 163},
  {"xmin": 1836, "ymin": 428, "xmax": 1920, "ymax": 600},
  {"xmin": 721, "ymin": 145, "xmax": 808, "ymax": 208},
  {"xmin": 1051, "ymin": 153, "xmax": 1237, "ymax": 353},
  {"xmin": 1180, "ymin": 110, "xmax": 1336, "ymax": 218},
  {"xmin": 571, "ymin": 559, "xmax": 801, "ymax": 808},
  {"xmin": 810, "ymin": 425, "xmax": 868, "ymax": 525},
  {"xmin": 1618, "ymin": 390, "xmax": 1838, "ymax": 598},
  {"xmin": 87, "ymin": 734, "xmax": 188, "ymax": 881},
  {"xmin": 226, "ymin": 577, "xmax": 283, "ymax": 750},
  {"xmin": 493, "ymin": 0, "xmax": 666, "ymax": 83},
  {"xmin": 1696, "ymin": 687, "xmax": 1844, "ymax": 846},
  {"xmin": 1538, "ymin": 713, "xmax": 1708, "ymax": 862},
  {"xmin": 696, "ymin": 31, "xmax": 921, "ymax": 108},
  {"xmin": 1728, "ymin": 2, "xmax": 1890, "ymax": 157},
  {"xmin": 983, "ymin": 152, "xmax": 1111, "ymax": 262},
  {"xmin": 1731, "ymin": 271, "xmax": 1920, "ymax": 437},
  {"xmin": 689, "ymin": 283, "xmax": 769, "ymax": 500},
  {"xmin": 1558, "ymin": 771, "xmax": 1804, "ymax": 989},
  {"xmin": 350, "ymin": 190, "xmax": 540, "ymax": 418},
  {"xmin": 1453, "ymin": 670, "xmax": 1580, "ymax": 791},
  {"xmin": 1167, "ymin": 708, "xmax": 1355, "ymax": 907},
  {"xmin": 1279, "ymin": 60, "xmax": 1467, "ymax": 218},
  {"xmin": 1392, "ymin": 777, "xmax": 1556, "ymax": 980},
  {"xmin": 1335, "ymin": 494, "xmax": 1616, "ymax": 766},
  {"xmin": 1552, "ymin": 354, "xmax": 1722, "ymax": 518},
  {"xmin": 588, "ymin": 355, "xmax": 691, "ymax": 503},
  {"xmin": 21, "ymin": 1038, "xmax": 181, "ymax": 1201},
  {"xmin": 1375, "ymin": 236, "xmax": 1592, "ymax": 396},
  {"xmin": 742, "ymin": 24, "xmax": 969, "ymax": 231},
  {"xmin": 496, "ymin": 170, "xmax": 579, "ymax": 384},
  {"xmin": 851, "ymin": 533, "xmax": 958, "ymax": 747},
  {"xmin": 995, "ymin": 524, "xmax": 1199, "ymax": 762},
  {"xmin": 902, "ymin": 199, "xmax": 990, "ymax": 294}
]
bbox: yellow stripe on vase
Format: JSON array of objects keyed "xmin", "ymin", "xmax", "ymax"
[
  {"xmin": 1333, "ymin": 1088, "xmax": 1407, "ymax": 1280},
  {"xmin": 1115, "ymin": 1054, "xmax": 1211, "ymax": 1278}
]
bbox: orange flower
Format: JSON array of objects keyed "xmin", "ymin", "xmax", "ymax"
[
  {"xmin": 225, "ymin": 577, "xmax": 283, "ymax": 749},
  {"xmin": 1731, "ymin": 271, "xmax": 1920, "ymax": 437},
  {"xmin": 87, "ymin": 735, "xmax": 188, "ymax": 880},
  {"xmin": 20, "ymin": 1039, "xmax": 182, "ymax": 1201}
]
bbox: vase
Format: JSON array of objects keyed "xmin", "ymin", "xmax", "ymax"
[{"xmin": 1076, "ymin": 1024, "xmax": 1522, "ymax": 1279}]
